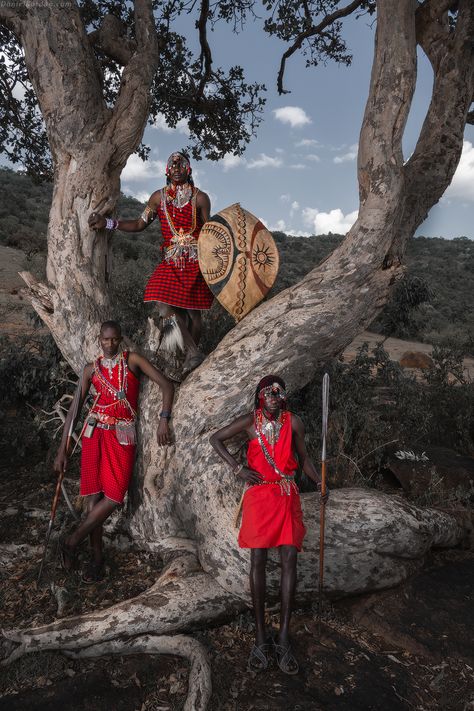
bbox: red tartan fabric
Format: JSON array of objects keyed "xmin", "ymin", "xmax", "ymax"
[
  {"xmin": 80, "ymin": 428, "xmax": 135, "ymax": 504},
  {"xmin": 238, "ymin": 412, "xmax": 306, "ymax": 551},
  {"xmin": 143, "ymin": 190, "xmax": 214, "ymax": 310}
]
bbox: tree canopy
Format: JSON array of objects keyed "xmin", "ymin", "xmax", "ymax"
[{"xmin": 0, "ymin": 0, "xmax": 383, "ymax": 180}]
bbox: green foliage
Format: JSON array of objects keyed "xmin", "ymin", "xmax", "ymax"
[
  {"xmin": 373, "ymin": 275, "xmax": 432, "ymax": 339},
  {"xmin": 291, "ymin": 342, "xmax": 474, "ymax": 492}
]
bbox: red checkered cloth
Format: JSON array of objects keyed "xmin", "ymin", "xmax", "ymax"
[
  {"xmin": 143, "ymin": 193, "xmax": 213, "ymax": 310},
  {"xmin": 80, "ymin": 428, "xmax": 136, "ymax": 504}
]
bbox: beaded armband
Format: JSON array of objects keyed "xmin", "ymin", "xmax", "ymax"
[
  {"xmin": 105, "ymin": 218, "xmax": 118, "ymax": 230},
  {"xmin": 140, "ymin": 205, "xmax": 156, "ymax": 224}
]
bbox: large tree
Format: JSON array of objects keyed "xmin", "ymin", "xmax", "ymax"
[{"xmin": 1, "ymin": 1, "xmax": 473, "ymax": 708}]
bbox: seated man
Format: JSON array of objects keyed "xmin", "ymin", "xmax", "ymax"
[
  {"xmin": 88, "ymin": 152, "xmax": 213, "ymax": 376},
  {"xmin": 53, "ymin": 320, "xmax": 174, "ymax": 583},
  {"xmin": 210, "ymin": 375, "xmax": 325, "ymax": 674}
]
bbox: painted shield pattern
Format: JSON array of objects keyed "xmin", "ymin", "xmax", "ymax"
[{"xmin": 198, "ymin": 203, "xmax": 279, "ymax": 321}]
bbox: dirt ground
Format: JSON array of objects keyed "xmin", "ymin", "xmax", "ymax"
[
  {"xmin": 0, "ymin": 455, "xmax": 473, "ymax": 711},
  {"xmin": 1, "ymin": 243, "xmax": 473, "ymax": 708}
]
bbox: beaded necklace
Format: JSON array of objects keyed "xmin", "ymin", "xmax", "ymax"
[
  {"xmin": 161, "ymin": 185, "xmax": 197, "ymax": 240},
  {"xmin": 93, "ymin": 352, "xmax": 136, "ymax": 418}
]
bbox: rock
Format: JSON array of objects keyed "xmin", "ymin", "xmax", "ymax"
[
  {"xmin": 399, "ymin": 351, "xmax": 434, "ymax": 369},
  {"xmin": 385, "ymin": 445, "xmax": 474, "ymax": 499}
]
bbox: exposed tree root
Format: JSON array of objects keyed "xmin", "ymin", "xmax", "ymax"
[
  {"xmin": 2, "ymin": 566, "xmax": 244, "ymax": 665},
  {"xmin": 64, "ymin": 634, "xmax": 212, "ymax": 711}
]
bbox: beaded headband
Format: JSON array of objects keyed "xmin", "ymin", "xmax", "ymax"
[
  {"xmin": 166, "ymin": 152, "xmax": 191, "ymax": 175},
  {"xmin": 259, "ymin": 383, "xmax": 287, "ymax": 400}
]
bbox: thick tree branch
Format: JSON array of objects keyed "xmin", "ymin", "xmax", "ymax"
[
  {"xmin": 110, "ymin": 0, "xmax": 159, "ymax": 169},
  {"xmin": 88, "ymin": 14, "xmax": 136, "ymax": 66},
  {"xmin": 357, "ymin": 0, "xmax": 417, "ymax": 207},
  {"xmin": 196, "ymin": 0, "xmax": 213, "ymax": 97},
  {"xmin": 0, "ymin": 6, "xmax": 23, "ymax": 36},
  {"xmin": 277, "ymin": 0, "xmax": 364, "ymax": 94},
  {"xmin": 404, "ymin": 0, "xmax": 474, "ymax": 226},
  {"xmin": 416, "ymin": 0, "xmax": 454, "ymax": 70}
]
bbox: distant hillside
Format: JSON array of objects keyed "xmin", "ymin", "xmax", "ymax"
[{"xmin": 1, "ymin": 167, "xmax": 473, "ymax": 351}]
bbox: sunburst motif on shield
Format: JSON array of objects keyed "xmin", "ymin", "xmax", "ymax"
[{"xmin": 198, "ymin": 203, "xmax": 279, "ymax": 321}]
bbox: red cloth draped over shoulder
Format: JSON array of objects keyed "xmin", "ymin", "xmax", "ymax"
[
  {"xmin": 81, "ymin": 352, "xmax": 139, "ymax": 504},
  {"xmin": 90, "ymin": 351, "xmax": 139, "ymax": 422},
  {"xmin": 238, "ymin": 411, "xmax": 306, "ymax": 551},
  {"xmin": 143, "ymin": 191, "xmax": 214, "ymax": 310}
]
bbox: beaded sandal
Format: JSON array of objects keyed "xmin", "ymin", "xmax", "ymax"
[
  {"xmin": 59, "ymin": 538, "xmax": 77, "ymax": 572},
  {"xmin": 274, "ymin": 642, "xmax": 299, "ymax": 675},
  {"xmin": 247, "ymin": 641, "xmax": 272, "ymax": 672},
  {"xmin": 81, "ymin": 560, "xmax": 104, "ymax": 585}
]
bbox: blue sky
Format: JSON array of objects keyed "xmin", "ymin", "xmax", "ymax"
[{"xmin": 122, "ymin": 11, "xmax": 474, "ymax": 239}]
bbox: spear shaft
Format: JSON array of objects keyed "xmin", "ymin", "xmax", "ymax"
[
  {"xmin": 317, "ymin": 373, "xmax": 329, "ymax": 631},
  {"xmin": 37, "ymin": 373, "xmax": 86, "ymax": 585}
]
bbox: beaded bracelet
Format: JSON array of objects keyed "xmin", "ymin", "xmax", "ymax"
[
  {"xmin": 105, "ymin": 218, "xmax": 119, "ymax": 230},
  {"xmin": 160, "ymin": 410, "xmax": 172, "ymax": 419}
]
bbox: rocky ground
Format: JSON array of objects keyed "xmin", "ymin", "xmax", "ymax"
[
  {"xmin": 1, "ymin": 243, "xmax": 473, "ymax": 709},
  {"xmin": 0, "ymin": 457, "xmax": 473, "ymax": 710}
]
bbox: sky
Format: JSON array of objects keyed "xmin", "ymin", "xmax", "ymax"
[{"xmin": 121, "ymin": 10, "xmax": 474, "ymax": 239}]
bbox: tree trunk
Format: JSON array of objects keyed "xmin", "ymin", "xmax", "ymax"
[{"xmin": 2, "ymin": 1, "xmax": 473, "ymax": 706}]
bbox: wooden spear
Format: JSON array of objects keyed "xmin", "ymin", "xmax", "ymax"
[
  {"xmin": 36, "ymin": 376, "xmax": 92, "ymax": 585},
  {"xmin": 317, "ymin": 372, "xmax": 329, "ymax": 632}
]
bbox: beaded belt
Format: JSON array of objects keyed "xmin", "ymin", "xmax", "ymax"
[
  {"xmin": 164, "ymin": 239, "xmax": 198, "ymax": 264},
  {"xmin": 250, "ymin": 477, "xmax": 298, "ymax": 497},
  {"xmin": 96, "ymin": 422, "xmax": 115, "ymax": 431}
]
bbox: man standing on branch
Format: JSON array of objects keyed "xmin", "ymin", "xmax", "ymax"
[
  {"xmin": 210, "ymin": 375, "xmax": 327, "ymax": 675},
  {"xmin": 54, "ymin": 321, "xmax": 174, "ymax": 583},
  {"xmin": 89, "ymin": 152, "xmax": 213, "ymax": 376}
]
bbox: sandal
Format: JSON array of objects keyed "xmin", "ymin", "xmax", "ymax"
[
  {"xmin": 274, "ymin": 642, "xmax": 299, "ymax": 675},
  {"xmin": 247, "ymin": 641, "xmax": 272, "ymax": 672},
  {"xmin": 59, "ymin": 537, "xmax": 77, "ymax": 572},
  {"xmin": 81, "ymin": 560, "xmax": 104, "ymax": 585}
]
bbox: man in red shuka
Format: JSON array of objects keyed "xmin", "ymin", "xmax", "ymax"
[
  {"xmin": 210, "ymin": 375, "xmax": 326, "ymax": 675},
  {"xmin": 54, "ymin": 321, "xmax": 174, "ymax": 583},
  {"xmin": 88, "ymin": 152, "xmax": 213, "ymax": 376}
]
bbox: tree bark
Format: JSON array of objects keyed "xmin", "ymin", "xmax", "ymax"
[{"xmin": 2, "ymin": 2, "xmax": 473, "ymax": 705}]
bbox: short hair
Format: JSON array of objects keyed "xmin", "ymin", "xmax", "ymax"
[
  {"xmin": 100, "ymin": 320, "xmax": 122, "ymax": 336},
  {"xmin": 254, "ymin": 375, "xmax": 287, "ymax": 409}
]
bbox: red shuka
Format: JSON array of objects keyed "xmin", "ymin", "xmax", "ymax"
[
  {"xmin": 143, "ymin": 193, "xmax": 214, "ymax": 310},
  {"xmin": 238, "ymin": 411, "xmax": 306, "ymax": 551},
  {"xmin": 80, "ymin": 354, "xmax": 139, "ymax": 504}
]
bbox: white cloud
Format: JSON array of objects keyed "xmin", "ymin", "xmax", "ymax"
[
  {"xmin": 273, "ymin": 106, "xmax": 311, "ymax": 128},
  {"xmin": 280, "ymin": 193, "xmax": 291, "ymax": 202},
  {"xmin": 291, "ymin": 201, "xmax": 299, "ymax": 211},
  {"xmin": 152, "ymin": 112, "xmax": 189, "ymax": 135},
  {"xmin": 289, "ymin": 163, "xmax": 306, "ymax": 170},
  {"xmin": 334, "ymin": 143, "xmax": 358, "ymax": 164},
  {"xmin": 302, "ymin": 207, "xmax": 358, "ymax": 235},
  {"xmin": 122, "ymin": 188, "xmax": 150, "ymax": 204},
  {"xmin": 262, "ymin": 217, "xmax": 310, "ymax": 236},
  {"xmin": 221, "ymin": 153, "xmax": 244, "ymax": 171},
  {"xmin": 295, "ymin": 138, "xmax": 319, "ymax": 148},
  {"xmin": 306, "ymin": 153, "xmax": 321, "ymax": 162},
  {"xmin": 275, "ymin": 147, "xmax": 285, "ymax": 154},
  {"xmin": 247, "ymin": 153, "xmax": 283, "ymax": 169},
  {"xmin": 122, "ymin": 154, "xmax": 166, "ymax": 181},
  {"xmin": 445, "ymin": 140, "xmax": 474, "ymax": 202}
]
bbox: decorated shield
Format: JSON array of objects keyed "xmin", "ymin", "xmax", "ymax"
[{"xmin": 198, "ymin": 203, "xmax": 279, "ymax": 321}]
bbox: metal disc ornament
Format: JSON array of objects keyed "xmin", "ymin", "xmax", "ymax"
[{"xmin": 198, "ymin": 203, "xmax": 279, "ymax": 321}]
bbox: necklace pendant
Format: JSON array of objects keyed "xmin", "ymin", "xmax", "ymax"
[{"xmin": 117, "ymin": 389, "xmax": 126, "ymax": 400}]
